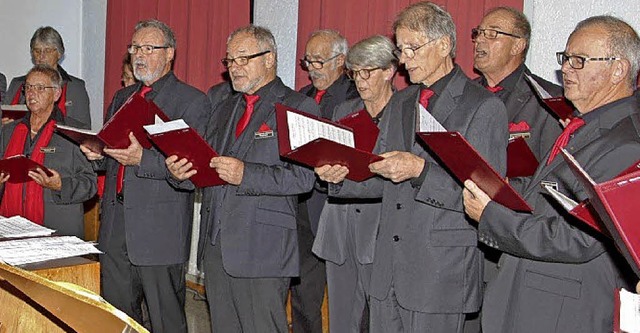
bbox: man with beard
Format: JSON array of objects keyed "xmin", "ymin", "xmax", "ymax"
[
  {"xmin": 167, "ymin": 25, "xmax": 319, "ymax": 332},
  {"xmin": 80, "ymin": 19, "xmax": 210, "ymax": 333},
  {"xmin": 294, "ymin": 29, "xmax": 358, "ymax": 333}
]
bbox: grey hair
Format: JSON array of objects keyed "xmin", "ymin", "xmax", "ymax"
[
  {"xmin": 393, "ymin": 1, "xmax": 457, "ymax": 58},
  {"xmin": 573, "ymin": 15, "xmax": 640, "ymax": 88},
  {"xmin": 228, "ymin": 25, "xmax": 277, "ymax": 56},
  {"xmin": 135, "ymin": 19, "xmax": 176, "ymax": 48},
  {"xmin": 485, "ymin": 7, "xmax": 531, "ymax": 57},
  {"xmin": 27, "ymin": 64, "xmax": 63, "ymax": 89},
  {"xmin": 309, "ymin": 29, "xmax": 349, "ymax": 56},
  {"xmin": 30, "ymin": 26, "xmax": 65, "ymax": 56},
  {"xmin": 346, "ymin": 35, "xmax": 398, "ymax": 71}
]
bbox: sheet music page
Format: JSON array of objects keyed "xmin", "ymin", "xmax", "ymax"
[
  {"xmin": 287, "ymin": 111, "xmax": 354, "ymax": 149},
  {"xmin": 418, "ymin": 104, "xmax": 446, "ymax": 132},
  {"xmin": 524, "ymin": 74, "xmax": 553, "ymax": 99},
  {"xmin": 55, "ymin": 124, "xmax": 99, "ymax": 135},
  {"xmin": 0, "ymin": 216, "xmax": 55, "ymax": 238},
  {"xmin": 0, "ymin": 236, "xmax": 102, "ymax": 266},
  {"xmin": 620, "ymin": 288, "xmax": 640, "ymax": 333},
  {"xmin": 1, "ymin": 104, "xmax": 28, "ymax": 111},
  {"xmin": 144, "ymin": 119, "xmax": 188, "ymax": 135},
  {"xmin": 541, "ymin": 185, "xmax": 578, "ymax": 211}
]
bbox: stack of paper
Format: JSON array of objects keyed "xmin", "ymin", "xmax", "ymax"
[
  {"xmin": 0, "ymin": 215, "xmax": 55, "ymax": 239},
  {"xmin": 0, "ymin": 236, "xmax": 102, "ymax": 266}
]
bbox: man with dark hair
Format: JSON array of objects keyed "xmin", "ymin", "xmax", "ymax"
[
  {"xmin": 167, "ymin": 25, "xmax": 319, "ymax": 332},
  {"xmin": 81, "ymin": 19, "xmax": 210, "ymax": 333},
  {"xmin": 464, "ymin": 15, "xmax": 640, "ymax": 333},
  {"xmin": 293, "ymin": 29, "xmax": 358, "ymax": 333}
]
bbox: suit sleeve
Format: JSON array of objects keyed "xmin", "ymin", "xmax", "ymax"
[
  {"xmin": 52, "ymin": 145, "xmax": 97, "ymax": 204},
  {"xmin": 71, "ymin": 80, "xmax": 92, "ymax": 129},
  {"xmin": 414, "ymin": 96, "xmax": 508, "ymax": 212},
  {"xmin": 478, "ymin": 142, "xmax": 640, "ymax": 263}
]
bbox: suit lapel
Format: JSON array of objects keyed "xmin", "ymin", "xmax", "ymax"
[{"xmin": 505, "ymin": 73, "xmax": 533, "ymax": 122}]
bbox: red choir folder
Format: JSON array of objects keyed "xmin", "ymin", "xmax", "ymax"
[
  {"xmin": 417, "ymin": 132, "xmax": 533, "ymax": 212},
  {"xmin": 275, "ymin": 103, "xmax": 383, "ymax": 182},
  {"xmin": 525, "ymin": 74, "xmax": 575, "ymax": 119},
  {"xmin": 1, "ymin": 104, "xmax": 28, "ymax": 120},
  {"xmin": 55, "ymin": 94, "xmax": 169, "ymax": 153},
  {"xmin": 541, "ymin": 183, "xmax": 609, "ymax": 236},
  {"xmin": 143, "ymin": 120, "xmax": 225, "ymax": 188},
  {"xmin": 506, "ymin": 136, "xmax": 539, "ymax": 178},
  {"xmin": 562, "ymin": 149, "xmax": 640, "ymax": 277},
  {"xmin": 0, "ymin": 155, "xmax": 53, "ymax": 183}
]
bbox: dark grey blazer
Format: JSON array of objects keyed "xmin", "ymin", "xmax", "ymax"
[
  {"xmin": 198, "ymin": 77, "xmax": 320, "ymax": 278},
  {"xmin": 7, "ymin": 66, "xmax": 91, "ymax": 129},
  {"xmin": 478, "ymin": 95, "xmax": 640, "ymax": 333},
  {"xmin": 97, "ymin": 72, "xmax": 210, "ymax": 266},
  {"xmin": 332, "ymin": 67, "xmax": 508, "ymax": 313},
  {"xmin": 0, "ymin": 113, "xmax": 96, "ymax": 238},
  {"xmin": 0, "ymin": 72, "xmax": 6, "ymax": 104},
  {"xmin": 312, "ymin": 98, "xmax": 383, "ymax": 265},
  {"xmin": 299, "ymin": 75, "xmax": 359, "ymax": 234}
]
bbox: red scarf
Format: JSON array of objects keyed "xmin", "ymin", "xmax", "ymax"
[
  {"xmin": 12, "ymin": 83, "xmax": 68, "ymax": 116},
  {"xmin": 0, "ymin": 120, "xmax": 57, "ymax": 224}
]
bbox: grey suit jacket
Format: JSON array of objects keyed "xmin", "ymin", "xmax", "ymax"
[
  {"xmin": 97, "ymin": 72, "xmax": 210, "ymax": 266},
  {"xmin": 299, "ymin": 75, "xmax": 359, "ymax": 234},
  {"xmin": 478, "ymin": 95, "xmax": 640, "ymax": 333},
  {"xmin": 7, "ymin": 66, "xmax": 91, "ymax": 129},
  {"xmin": 0, "ymin": 112, "xmax": 96, "ymax": 238},
  {"xmin": 312, "ymin": 98, "xmax": 383, "ymax": 265},
  {"xmin": 332, "ymin": 66, "xmax": 508, "ymax": 313},
  {"xmin": 198, "ymin": 77, "xmax": 319, "ymax": 278},
  {"xmin": 0, "ymin": 72, "xmax": 6, "ymax": 103}
]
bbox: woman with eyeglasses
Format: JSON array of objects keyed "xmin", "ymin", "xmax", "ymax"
[
  {"xmin": 312, "ymin": 34, "xmax": 397, "ymax": 333},
  {"xmin": 0, "ymin": 65, "xmax": 96, "ymax": 238},
  {"xmin": 5, "ymin": 26, "xmax": 91, "ymax": 129}
]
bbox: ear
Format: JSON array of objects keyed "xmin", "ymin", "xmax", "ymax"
[
  {"xmin": 165, "ymin": 47, "xmax": 175, "ymax": 63},
  {"xmin": 53, "ymin": 87, "xmax": 62, "ymax": 101},
  {"xmin": 264, "ymin": 51, "xmax": 276, "ymax": 69},
  {"xmin": 511, "ymin": 38, "xmax": 527, "ymax": 57},
  {"xmin": 437, "ymin": 36, "xmax": 452, "ymax": 58},
  {"xmin": 383, "ymin": 67, "xmax": 395, "ymax": 81},
  {"xmin": 336, "ymin": 53, "xmax": 346, "ymax": 67},
  {"xmin": 610, "ymin": 58, "xmax": 630, "ymax": 85}
]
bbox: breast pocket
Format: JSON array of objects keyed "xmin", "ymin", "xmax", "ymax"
[{"xmin": 255, "ymin": 198, "xmax": 296, "ymax": 229}]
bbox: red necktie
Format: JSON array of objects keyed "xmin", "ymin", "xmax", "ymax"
[
  {"xmin": 486, "ymin": 85, "xmax": 503, "ymax": 93},
  {"xmin": 419, "ymin": 88, "xmax": 434, "ymax": 109},
  {"xmin": 314, "ymin": 90, "xmax": 327, "ymax": 104},
  {"xmin": 236, "ymin": 94, "xmax": 260, "ymax": 138},
  {"xmin": 116, "ymin": 85, "xmax": 153, "ymax": 195},
  {"xmin": 546, "ymin": 117, "xmax": 585, "ymax": 165}
]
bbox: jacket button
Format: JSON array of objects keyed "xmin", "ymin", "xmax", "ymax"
[
  {"xmin": 355, "ymin": 209, "xmax": 361, "ymax": 213},
  {"xmin": 396, "ymin": 203, "xmax": 403, "ymax": 209},
  {"xmin": 393, "ymin": 235, "xmax": 400, "ymax": 242}
]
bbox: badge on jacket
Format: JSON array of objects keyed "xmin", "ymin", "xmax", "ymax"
[
  {"xmin": 254, "ymin": 122, "xmax": 274, "ymax": 139},
  {"xmin": 40, "ymin": 147, "xmax": 56, "ymax": 153}
]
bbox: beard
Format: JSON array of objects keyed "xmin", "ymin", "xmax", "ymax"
[{"xmin": 133, "ymin": 59, "xmax": 166, "ymax": 83}]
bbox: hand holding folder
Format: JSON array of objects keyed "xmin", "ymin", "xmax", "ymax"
[
  {"xmin": 275, "ymin": 104, "xmax": 383, "ymax": 182},
  {"xmin": 0, "ymin": 155, "xmax": 53, "ymax": 183},
  {"xmin": 56, "ymin": 94, "xmax": 169, "ymax": 153},
  {"xmin": 144, "ymin": 119, "xmax": 225, "ymax": 187},
  {"xmin": 417, "ymin": 132, "xmax": 533, "ymax": 212}
]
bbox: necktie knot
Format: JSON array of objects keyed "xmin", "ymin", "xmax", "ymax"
[
  {"xmin": 139, "ymin": 85, "xmax": 153, "ymax": 97},
  {"xmin": 419, "ymin": 88, "xmax": 434, "ymax": 109},
  {"xmin": 236, "ymin": 94, "xmax": 260, "ymax": 138},
  {"xmin": 546, "ymin": 117, "xmax": 585, "ymax": 165},
  {"xmin": 244, "ymin": 94, "xmax": 260, "ymax": 107},
  {"xmin": 314, "ymin": 90, "xmax": 327, "ymax": 104},
  {"xmin": 486, "ymin": 85, "xmax": 503, "ymax": 93}
]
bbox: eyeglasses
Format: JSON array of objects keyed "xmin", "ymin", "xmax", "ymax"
[
  {"xmin": 222, "ymin": 50, "xmax": 271, "ymax": 68},
  {"xmin": 346, "ymin": 67, "xmax": 381, "ymax": 81},
  {"xmin": 127, "ymin": 44, "xmax": 170, "ymax": 55},
  {"xmin": 393, "ymin": 38, "xmax": 438, "ymax": 59},
  {"xmin": 471, "ymin": 28, "xmax": 522, "ymax": 40},
  {"xmin": 32, "ymin": 47, "xmax": 58, "ymax": 56},
  {"xmin": 23, "ymin": 84, "xmax": 57, "ymax": 93},
  {"xmin": 556, "ymin": 51, "xmax": 620, "ymax": 70},
  {"xmin": 301, "ymin": 53, "xmax": 340, "ymax": 70}
]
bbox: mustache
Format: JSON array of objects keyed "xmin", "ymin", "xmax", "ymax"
[{"xmin": 133, "ymin": 59, "xmax": 147, "ymax": 68}]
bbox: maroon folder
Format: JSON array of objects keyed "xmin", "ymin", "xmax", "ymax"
[
  {"xmin": 144, "ymin": 121, "xmax": 225, "ymax": 188},
  {"xmin": 506, "ymin": 137, "xmax": 539, "ymax": 178},
  {"xmin": 562, "ymin": 150, "xmax": 640, "ymax": 277},
  {"xmin": 56, "ymin": 94, "xmax": 169, "ymax": 153},
  {"xmin": 0, "ymin": 155, "xmax": 53, "ymax": 183},
  {"xmin": 275, "ymin": 104, "xmax": 383, "ymax": 182},
  {"xmin": 417, "ymin": 132, "xmax": 533, "ymax": 212},
  {"xmin": 1, "ymin": 104, "xmax": 28, "ymax": 120}
]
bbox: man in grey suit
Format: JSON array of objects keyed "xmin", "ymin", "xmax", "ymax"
[
  {"xmin": 317, "ymin": 2, "xmax": 507, "ymax": 332},
  {"xmin": 168, "ymin": 25, "xmax": 319, "ymax": 332},
  {"xmin": 6, "ymin": 26, "xmax": 91, "ymax": 129},
  {"xmin": 81, "ymin": 19, "xmax": 210, "ymax": 333},
  {"xmin": 463, "ymin": 15, "xmax": 640, "ymax": 333},
  {"xmin": 294, "ymin": 29, "xmax": 358, "ymax": 333}
]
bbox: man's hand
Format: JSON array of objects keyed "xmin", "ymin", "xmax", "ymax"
[
  {"xmin": 29, "ymin": 168, "xmax": 62, "ymax": 191},
  {"xmin": 315, "ymin": 165, "xmax": 349, "ymax": 184},
  {"xmin": 80, "ymin": 144, "xmax": 105, "ymax": 161},
  {"xmin": 462, "ymin": 179, "xmax": 492, "ymax": 223},
  {"xmin": 369, "ymin": 151, "xmax": 425, "ymax": 183},
  {"xmin": 103, "ymin": 132, "xmax": 143, "ymax": 166},
  {"xmin": 166, "ymin": 155, "xmax": 197, "ymax": 181},
  {"xmin": 0, "ymin": 172, "xmax": 9, "ymax": 185},
  {"xmin": 210, "ymin": 156, "xmax": 244, "ymax": 185},
  {"xmin": 1, "ymin": 118, "xmax": 15, "ymax": 126}
]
